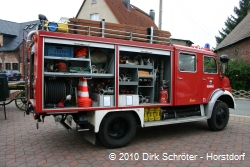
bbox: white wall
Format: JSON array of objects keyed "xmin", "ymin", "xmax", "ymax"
[{"xmin": 77, "ymin": 0, "xmax": 118, "ymax": 23}]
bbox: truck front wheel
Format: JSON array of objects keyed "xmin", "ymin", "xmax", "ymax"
[
  {"xmin": 207, "ymin": 101, "xmax": 229, "ymax": 131},
  {"xmin": 98, "ymin": 112, "xmax": 137, "ymax": 148}
]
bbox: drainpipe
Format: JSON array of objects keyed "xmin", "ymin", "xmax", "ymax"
[
  {"xmin": 22, "ymin": 30, "xmax": 28, "ymax": 80},
  {"xmin": 159, "ymin": 0, "xmax": 163, "ymax": 30}
]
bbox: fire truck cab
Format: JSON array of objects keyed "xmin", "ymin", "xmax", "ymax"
[{"xmin": 25, "ymin": 17, "xmax": 235, "ymax": 148}]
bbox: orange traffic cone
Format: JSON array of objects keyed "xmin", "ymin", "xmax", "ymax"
[{"xmin": 78, "ymin": 77, "xmax": 92, "ymax": 107}]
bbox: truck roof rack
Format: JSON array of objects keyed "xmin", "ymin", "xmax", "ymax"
[{"xmin": 39, "ymin": 18, "xmax": 172, "ymax": 45}]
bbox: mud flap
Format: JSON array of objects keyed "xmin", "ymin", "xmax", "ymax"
[{"xmin": 84, "ymin": 124, "xmax": 96, "ymax": 145}]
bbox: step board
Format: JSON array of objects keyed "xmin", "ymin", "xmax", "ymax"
[
  {"xmin": 76, "ymin": 123, "xmax": 90, "ymax": 132},
  {"xmin": 144, "ymin": 116, "xmax": 207, "ymax": 127}
]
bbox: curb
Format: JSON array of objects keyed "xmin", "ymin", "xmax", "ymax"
[
  {"xmin": 234, "ymin": 98, "xmax": 250, "ymax": 101},
  {"xmin": 229, "ymin": 114, "xmax": 250, "ymax": 124}
]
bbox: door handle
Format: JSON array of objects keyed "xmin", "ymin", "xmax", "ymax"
[{"xmin": 178, "ymin": 77, "xmax": 183, "ymax": 80}]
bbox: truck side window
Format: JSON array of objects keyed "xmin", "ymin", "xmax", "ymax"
[
  {"xmin": 203, "ymin": 56, "xmax": 217, "ymax": 73},
  {"xmin": 179, "ymin": 53, "xmax": 196, "ymax": 72}
]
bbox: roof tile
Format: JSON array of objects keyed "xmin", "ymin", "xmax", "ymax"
[
  {"xmin": 0, "ymin": 20, "xmax": 40, "ymax": 52},
  {"xmin": 104, "ymin": 0, "xmax": 158, "ymax": 29},
  {"xmin": 216, "ymin": 12, "xmax": 250, "ymax": 50},
  {"xmin": 0, "ymin": 20, "xmax": 19, "ymax": 36}
]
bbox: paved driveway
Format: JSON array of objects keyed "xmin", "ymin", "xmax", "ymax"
[{"xmin": 0, "ymin": 103, "xmax": 250, "ymax": 167}]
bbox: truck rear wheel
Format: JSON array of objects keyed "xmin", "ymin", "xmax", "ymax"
[
  {"xmin": 98, "ymin": 112, "xmax": 137, "ymax": 148},
  {"xmin": 207, "ymin": 101, "xmax": 229, "ymax": 131}
]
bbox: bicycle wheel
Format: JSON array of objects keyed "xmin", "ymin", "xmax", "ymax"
[{"xmin": 15, "ymin": 91, "xmax": 27, "ymax": 111}]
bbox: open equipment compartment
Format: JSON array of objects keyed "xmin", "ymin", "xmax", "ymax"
[
  {"xmin": 40, "ymin": 37, "xmax": 172, "ymax": 109},
  {"xmin": 42, "ymin": 38, "xmax": 116, "ymax": 109},
  {"xmin": 118, "ymin": 45, "xmax": 171, "ymax": 106}
]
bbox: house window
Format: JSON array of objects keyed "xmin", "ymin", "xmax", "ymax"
[
  {"xmin": 12, "ymin": 63, "xmax": 18, "ymax": 70},
  {"xmin": 5, "ymin": 63, "xmax": 11, "ymax": 70},
  {"xmin": 234, "ymin": 48, "xmax": 239, "ymax": 56},
  {"xmin": 90, "ymin": 13, "xmax": 99, "ymax": 21},
  {"xmin": 92, "ymin": 0, "xmax": 97, "ymax": 3}
]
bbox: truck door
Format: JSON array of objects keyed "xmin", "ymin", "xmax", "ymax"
[
  {"xmin": 175, "ymin": 51, "xmax": 199, "ymax": 105},
  {"xmin": 201, "ymin": 55, "xmax": 219, "ymax": 103}
]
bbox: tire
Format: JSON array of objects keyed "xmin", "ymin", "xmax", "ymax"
[
  {"xmin": 98, "ymin": 112, "xmax": 137, "ymax": 148},
  {"xmin": 207, "ymin": 101, "xmax": 229, "ymax": 131}
]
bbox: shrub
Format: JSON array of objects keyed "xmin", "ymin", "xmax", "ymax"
[{"xmin": 225, "ymin": 57, "xmax": 250, "ymax": 91}]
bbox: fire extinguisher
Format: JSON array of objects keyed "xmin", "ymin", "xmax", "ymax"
[{"xmin": 159, "ymin": 88, "xmax": 168, "ymax": 103}]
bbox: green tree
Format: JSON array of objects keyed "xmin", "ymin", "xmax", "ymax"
[{"xmin": 215, "ymin": 0, "xmax": 250, "ymax": 45}]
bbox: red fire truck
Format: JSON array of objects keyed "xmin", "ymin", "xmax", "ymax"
[{"xmin": 25, "ymin": 15, "xmax": 235, "ymax": 148}]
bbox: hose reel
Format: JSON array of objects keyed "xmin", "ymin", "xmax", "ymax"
[{"xmin": 44, "ymin": 80, "xmax": 73, "ymax": 105}]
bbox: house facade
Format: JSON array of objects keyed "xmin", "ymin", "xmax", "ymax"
[
  {"xmin": 171, "ymin": 38, "xmax": 194, "ymax": 47},
  {"xmin": 76, "ymin": 0, "xmax": 158, "ymax": 29},
  {"xmin": 75, "ymin": 0, "xmax": 195, "ymax": 47},
  {"xmin": 76, "ymin": 0, "xmax": 117, "ymax": 23},
  {"xmin": 215, "ymin": 12, "xmax": 250, "ymax": 62},
  {"xmin": 0, "ymin": 20, "xmax": 39, "ymax": 74}
]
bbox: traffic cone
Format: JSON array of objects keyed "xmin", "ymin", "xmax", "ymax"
[{"xmin": 78, "ymin": 77, "xmax": 92, "ymax": 107}]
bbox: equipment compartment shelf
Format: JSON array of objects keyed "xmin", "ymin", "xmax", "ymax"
[
  {"xmin": 119, "ymin": 64, "xmax": 153, "ymax": 69},
  {"xmin": 119, "ymin": 81, "xmax": 138, "ymax": 85},
  {"xmin": 44, "ymin": 72, "xmax": 114, "ymax": 78},
  {"xmin": 44, "ymin": 56, "xmax": 90, "ymax": 61},
  {"xmin": 138, "ymin": 75, "xmax": 154, "ymax": 78},
  {"xmin": 138, "ymin": 86, "xmax": 154, "ymax": 87}
]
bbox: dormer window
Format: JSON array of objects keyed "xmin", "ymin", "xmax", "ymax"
[
  {"xmin": 23, "ymin": 24, "xmax": 30, "ymax": 30},
  {"xmin": 29, "ymin": 23, "xmax": 37, "ymax": 29},
  {"xmin": 92, "ymin": 0, "xmax": 97, "ymax": 3}
]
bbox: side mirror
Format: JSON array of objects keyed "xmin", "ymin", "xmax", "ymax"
[
  {"xmin": 220, "ymin": 54, "xmax": 229, "ymax": 63},
  {"xmin": 219, "ymin": 54, "xmax": 229, "ymax": 77}
]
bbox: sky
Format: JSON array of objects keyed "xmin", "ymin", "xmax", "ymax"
[{"xmin": 0, "ymin": 0, "xmax": 240, "ymax": 48}]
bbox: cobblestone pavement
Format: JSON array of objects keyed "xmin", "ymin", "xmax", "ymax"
[{"xmin": 0, "ymin": 102, "xmax": 250, "ymax": 167}]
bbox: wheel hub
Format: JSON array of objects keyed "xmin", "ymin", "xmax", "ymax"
[
  {"xmin": 108, "ymin": 117, "xmax": 128, "ymax": 139},
  {"xmin": 216, "ymin": 109, "xmax": 226, "ymax": 125},
  {"xmin": 113, "ymin": 123, "xmax": 120, "ymax": 131}
]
